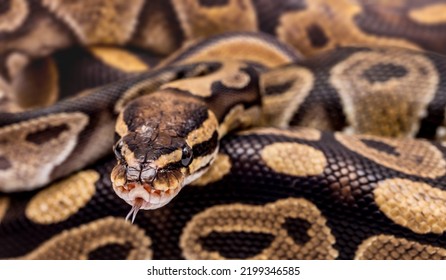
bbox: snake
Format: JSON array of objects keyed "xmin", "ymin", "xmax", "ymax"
[{"xmin": 1, "ymin": 0, "xmax": 446, "ymax": 260}]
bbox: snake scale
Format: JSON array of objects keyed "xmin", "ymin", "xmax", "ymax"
[{"xmin": 2, "ymin": 0, "xmax": 446, "ymax": 260}]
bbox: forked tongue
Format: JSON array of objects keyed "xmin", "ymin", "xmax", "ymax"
[{"xmin": 125, "ymin": 198, "xmax": 144, "ymax": 223}]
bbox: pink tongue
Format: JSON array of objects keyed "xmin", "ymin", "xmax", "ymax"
[{"xmin": 125, "ymin": 198, "xmax": 144, "ymax": 223}]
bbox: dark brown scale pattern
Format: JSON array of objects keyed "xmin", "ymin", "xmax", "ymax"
[
  {"xmin": 287, "ymin": 48, "xmax": 361, "ymax": 130},
  {"xmin": 87, "ymin": 243, "xmax": 134, "ymax": 260},
  {"xmin": 25, "ymin": 124, "xmax": 69, "ymax": 145},
  {"xmin": 200, "ymin": 232, "xmax": 275, "ymax": 259},
  {"xmin": 355, "ymin": 0, "xmax": 446, "ymax": 54},
  {"xmin": 361, "ymin": 63, "xmax": 408, "ymax": 83},
  {"xmin": 52, "ymin": 48, "xmax": 163, "ymax": 100},
  {"xmin": 306, "ymin": 24, "xmax": 329, "ymax": 48},
  {"xmin": 283, "ymin": 218, "xmax": 312, "ymax": 245},
  {"xmin": 2, "ymin": 131, "xmax": 446, "ymax": 259}
]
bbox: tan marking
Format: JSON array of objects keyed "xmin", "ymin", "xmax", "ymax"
[
  {"xmin": 330, "ymin": 49, "xmax": 438, "ymax": 137},
  {"xmin": 41, "ymin": 0, "xmax": 145, "ymax": 44},
  {"xmin": 188, "ymin": 149, "xmax": 218, "ymax": 177},
  {"xmin": 191, "ymin": 153, "xmax": 231, "ymax": 186},
  {"xmin": 186, "ymin": 110, "xmax": 219, "ymax": 146},
  {"xmin": 115, "ymin": 113, "xmax": 128, "ymax": 137},
  {"xmin": 152, "ymin": 173, "xmax": 181, "ymax": 192},
  {"xmin": 0, "ymin": 112, "xmax": 89, "ymax": 192},
  {"xmin": 16, "ymin": 217, "xmax": 152, "ymax": 260},
  {"xmin": 160, "ymin": 35, "xmax": 298, "ymax": 68},
  {"xmin": 374, "ymin": 178, "xmax": 446, "ymax": 235},
  {"xmin": 180, "ymin": 198, "xmax": 338, "ymax": 260},
  {"xmin": 0, "ymin": 197, "xmax": 9, "ymax": 223},
  {"xmin": 238, "ymin": 127, "xmax": 321, "ymax": 141},
  {"xmin": 0, "ymin": 0, "xmax": 28, "ymax": 32},
  {"xmin": 6, "ymin": 52, "xmax": 29, "ymax": 80},
  {"xmin": 162, "ymin": 61, "xmax": 249, "ymax": 98},
  {"xmin": 409, "ymin": 4, "xmax": 446, "ymax": 25},
  {"xmin": 89, "ymin": 47, "xmax": 149, "ymax": 72},
  {"xmin": 25, "ymin": 170, "xmax": 98, "ymax": 224},
  {"xmin": 221, "ymin": 71, "xmax": 250, "ymax": 89},
  {"xmin": 356, "ymin": 235, "xmax": 446, "ymax": 260},
  {"xmin": 277, "ymin": 0, "xmax": 419, "ymax": 56},
  {"xmin": 171, "ymin": 0, "xmax": 257, "ymax": 41},
  {"xmin": 336, "ymin": 133, "xmax": 446, "ymax": 179},
  {"xmin": 218, "ymin": 105, "xmax": 261, "ymax": 138},
  {"xmin": 260, "ymin": 66, "xmax": 314, "ymax": 127},
  {"xmin": 261, "ymin": 143, "xmax": 327, "ymax": 177},
  {"xmin": 155, "ymin": 150, "xmax": 182, "ymax": 169}
]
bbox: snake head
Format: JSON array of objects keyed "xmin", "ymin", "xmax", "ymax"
[
  {"xmin": 111, "ymin": 132, "xmax": 192, "ymax": 211},
  {"xmin": 110, "ymin": 90, "xmax": 219, "ymax": 218}
]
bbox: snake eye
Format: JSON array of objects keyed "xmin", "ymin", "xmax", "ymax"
[
  {"xmin": 113, "ymin": 140, "xmax": 124, "ymax": 162},
  {"xmin": 181, "ymin": 145, "xmax": 193, "ymax": 167}
]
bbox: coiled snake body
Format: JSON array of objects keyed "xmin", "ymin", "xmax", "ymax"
[{"xmin": 1, "ymin": 0, "xmax": 446, "ymax": 259}]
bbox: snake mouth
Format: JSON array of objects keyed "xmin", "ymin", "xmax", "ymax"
[
  {"xmin": 113, "ymin": 182, "xmax": 182, "ymax": 223},
  {"xmin": 111, "ymin": 163, "xmax": 185, "ymax": 216},
  {"xmin": 114, "ymin": 182, "xmax": 182, "ymax": 210}
]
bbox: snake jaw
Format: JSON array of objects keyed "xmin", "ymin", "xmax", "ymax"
[{"xmin": 113, "ymin": 180, "xmax": 182, "ymax": 211}]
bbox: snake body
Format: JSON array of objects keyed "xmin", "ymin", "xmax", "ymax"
[{"xmin": 1, "ymin": 0, "xmax": 446, "ymax": 259}]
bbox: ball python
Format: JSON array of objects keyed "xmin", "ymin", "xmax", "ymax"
[{"xmin": 1, "ymin": 0, "xmax": 446, "ymax": 260}]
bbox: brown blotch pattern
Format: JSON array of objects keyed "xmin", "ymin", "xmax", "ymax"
[
  {"xmin": 374, "ymin": 178, "xmax": 446, "ymax": 234},
  {"xmin": 277, "ymin": 0, "xmax": 419, "ymax": 56},
  {"xmin": 41, "ymin": 0, "xmax": 145, "ymax": 44},
  {"xmin": 261, "ymin": 66, "xmax": 314, "ymax": 127},
  {"xmin": 180, "ymin": 198, "xmax": 338, "ymax": 259},
  {"xmin": 171, "ymin": 0, "xmax": 257, "ymax": 41},
  {"xmin": 355, "ymin": 235, "xmax": 446, "ymax": 260},
  {"xmin": 17, "ymin": 217, "xmax": 152, "ymax": 260},
  {"xmin": 0, "ymin": 0, "xmax": 28, "ymax": 32},
  {"xmin": 163, "ymin": 61, "xmax": 250, "ymax": 98},
  {"xmin": 26, "ymin": 170, "xmax": 99, "ymax": 224},
  {"xmin": 330, "ymin": 49, "xmax": 438, "ymax": 137},
  {"xmin": 336, "ymin": 133, "xmax": 446, "ymax": 179},
  {"xmin": 0, "ymin": 197, "xmax": 9, "ymax": 223},
  {"xmin": 0, "ymin": 112, "xmax": 89, "ymax": 192},
  {"xmin": 261, "ymin": 143, "xmax": 327, "ymax": 177},
  {"xmin": 161, "ymin": 33, "xmax": 298, "ymax": 68},
  {"xmin": 409, "ymin": 3, "xmax": 446, "ymax": 25},
  {"xmin": 25, "ymin": 124, "xmax": 69, "ymax": 145},
  {"xmin": 191, "ymin": 153, "xmax": 231, "ymax": 186}
]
